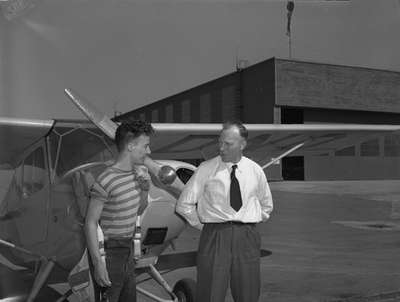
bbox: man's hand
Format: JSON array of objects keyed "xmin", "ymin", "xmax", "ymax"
[
  {"xmin": 94, "ymin": 260, "xmax": 112, "ymax": 287},
  {"xmin": 135, "ymin": 165, "xmax": 151, "ymax": 191},
  {"xmin": 194, "ymin": 223, "xmax": 204, "ymax": 231},
  {"xmin": 135, "ymin": 165, "xmax": 150, "ymax": 215},
  {"xmin": 137, "ymin": 192, "xmax": 149, "ymax": 215}
]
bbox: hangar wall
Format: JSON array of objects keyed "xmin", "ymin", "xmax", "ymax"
[
  {"xmin": 118, "ymin": 57, "xmax": 400, "ymax": 181},
  {"xmin": 240, "ymin": 59, "xmax": 276, "ymax": 123},
  {"xmin": 117, "ymin": 58, "xmax": 282, "ymax": 179},
  {"xmin": 276, "ymin": 59, "xmax": 400, "ymax": 180},
  {"xmin": 275, "ymin": 59, "xmax": 400, "ymax": 113},
  {"xmin": 120, "ymin": 72, "xmax": 241, "ymax": 124},
  {"xmin": 302, "ymin": 108, "xmax": 400, "ymax": 180}
]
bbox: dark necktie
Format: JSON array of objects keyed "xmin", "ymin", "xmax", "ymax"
[{"xmin": 230, "ymin": 164, "xmax": 243, "ymax": 211}]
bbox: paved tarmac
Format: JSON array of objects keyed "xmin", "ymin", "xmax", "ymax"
[{"xmin": 138, "ymin": 180, "xmax": 400, "ymax": 302}]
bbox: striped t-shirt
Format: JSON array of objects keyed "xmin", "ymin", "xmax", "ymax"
[{"xmin": 90, "ymin": 166, "xmax": 146, "ymax": 239}]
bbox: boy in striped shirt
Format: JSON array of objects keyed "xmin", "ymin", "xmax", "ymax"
[{"xmin": 85, "ymin": 120, "xmax": 153, "ymax": 302}]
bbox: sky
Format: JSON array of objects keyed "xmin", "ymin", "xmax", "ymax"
[{"xmin": 0, "ymin": 0, "xmax": 400, "ymax": 119}]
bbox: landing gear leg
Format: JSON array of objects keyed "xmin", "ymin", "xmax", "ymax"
[
  {"xmin": 137, "ymin": 264, "xmax": 178, "ymax": 302},
  {"xmin": 136, "ymin": 264, "xmax": 196, "ymax": 302},
  {"xmin": 27, "ymin": 258, "xmax": 56, "ymax": 302}
]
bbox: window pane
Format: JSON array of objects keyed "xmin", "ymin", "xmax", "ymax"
[
  {"xmin": 384, "ymin": 134, "xmax": 400, "ymax": 157},
  {"xmin": 176, "ymin": 168, "xmax": 194, "ymax": 184},
  {"xmin": 221, "ymin": 85, "xmax": 236, "ymax": 120},
  {"xmin": 182, "ymin": 99, "xmax": 191, "ymax": 123},
  {"xmin": 360, "ymin": 139, "xmax": 379, "ymax": 157},
  {"xmin": 200, "ymin": 94, "xmax": 211, "ymax": 122},
  {"xmin": 335, "ymin": 146, "xmax": 355, "ymax": 156},
  {"xmin": 166, "ymin": 104, "xmax": 174, "ymax": 122},
  {"xmin": 23, "ymin": 147, "xmax": 46, "ymax": 196},
  {"xmin": 151, "ymin": 109, "xmax": 159, "ymax": 122},
  {"xmin": 56, "ymin": 128, "xmax": 113, "ymax": 176}
]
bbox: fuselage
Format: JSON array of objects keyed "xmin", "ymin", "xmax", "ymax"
[{"xmin": 0, "ymin": 121, "xmax": 196, "ymax": 287}]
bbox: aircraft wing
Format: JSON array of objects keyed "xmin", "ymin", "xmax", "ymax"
[
  {"xmin": 0, "ymin": 117, "xmax": 55, "ymax": 168},
  {"xmin": 64, "ymin": 88, "xmax": 400, "ymax": 165},
  {"xmin": 146, "ymin": 123, "xmax": 400, "ymax": 163}
]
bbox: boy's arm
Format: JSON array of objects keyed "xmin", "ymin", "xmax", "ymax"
[{"xmin": 84, "ymin": 184, "xmax": 111, "ymax": 287}]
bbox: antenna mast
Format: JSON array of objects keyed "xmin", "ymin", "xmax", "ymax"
[{"xmin": 286, "ymin": 1, "xmax": 295, "ymax": 59}]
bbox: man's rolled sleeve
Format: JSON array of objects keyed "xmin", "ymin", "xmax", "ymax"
[
  {"xmin": 176, "ymin": 169, "xmax": 203, "ymax": 230},
  {"xmin": 90, "ymin": 182, "xmax": 108, "ymax": 205},
  {"xmin": 258, "ymin": 171, "xmax": 273, "ymax": 222}
]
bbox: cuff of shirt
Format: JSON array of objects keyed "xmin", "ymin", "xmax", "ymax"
[
  {"xmin": 192, "ymin": 223, "xmax": 204, "ymax": 231},
  {"xmin": 262, "ymin": 213, "xmax": 271, "ymax": 222}
]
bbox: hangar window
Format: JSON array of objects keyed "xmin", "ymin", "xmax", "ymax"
[
  {"xmin": 151, "ymin": 109, "xmax": 159, "ymax": 122},
  {"xmin": 335, "ymin": 146, "xmax": 355, "ymax": 156},
  {"xmin": 200, "ymin": 94, "xmax": 211, "ymax": 122},
  {"xmin": 360, "ymin": 139, "xmax": 380, "ymax": 157},
  {"xmin": 182, "ymin": 100, "xmax": 191, "ymax": 122},
  {"xmin": 221, "ymin": 86, "xmax": 236, "ymax": 120},
  {"xmin": 384, "ymin": 134, "xmax": 400, "ymax": 157},
  {"xmin": 166, "ymin": 104, "xmax": 174, "ymax": 122},
  {"xmin": 281, "ymin": 108, "xmax": 303, "ymax": 124}
]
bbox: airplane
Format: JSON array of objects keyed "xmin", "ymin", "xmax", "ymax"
[{"xmin": 1, "ymin": 88, "xmax": 400, "ymax": 302}]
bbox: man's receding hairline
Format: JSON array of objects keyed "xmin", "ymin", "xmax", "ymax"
[{"xmin": 221, "ymin": 124, "xmax": 243, "ymax": 138}]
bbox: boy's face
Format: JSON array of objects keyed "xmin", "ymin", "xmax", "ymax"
[{"xmin": 127, "ymin": 134, "xmax": 151, "ymax": 164}]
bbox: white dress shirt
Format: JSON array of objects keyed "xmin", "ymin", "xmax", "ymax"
[{"xmin": 176, "ymin": 155, "xmax": 273, "ymax": 229}]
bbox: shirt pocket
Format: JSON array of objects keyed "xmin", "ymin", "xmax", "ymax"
[{"xmin": 203, "ymin": 178, "xmax": 226, "ymax": 202}]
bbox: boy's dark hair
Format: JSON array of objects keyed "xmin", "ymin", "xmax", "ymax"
[
  {"xmin": 222, "ymin": 120, "xmax": 248, "ymax": 140},
  {"xmin": 115, "ymin": 120, "xmax": 154, "ymax": 152}
]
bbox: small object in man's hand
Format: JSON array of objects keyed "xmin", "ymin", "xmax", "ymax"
[
  {"xmin": 158, "ymin": 165, "xmax": 177, "ymax": 185},
  {"xmin": 137, "ymin": 176, "xmax": 150, "ymax": 191},
  {"xmin": 135, "ymin": 165, "xmax": 151, "ymax": 191}
]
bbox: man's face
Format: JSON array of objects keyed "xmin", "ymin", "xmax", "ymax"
[
  {"xmin": 127, "ymin": 134, "xmax": 151, "ymax": 164},
  {"xmin": 218, "ymin": 126, "xmax": 246, "ymax": 163}
]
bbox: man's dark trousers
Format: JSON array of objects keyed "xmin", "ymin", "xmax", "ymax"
[
  {"xmin": 91, "ymin": 239, "xmax": 136, "ymax": 302},
  {"xmin": 196, "ymin": 222, "xmax": 261, "ymax": 302}
]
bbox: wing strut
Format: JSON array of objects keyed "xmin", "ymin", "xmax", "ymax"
[
  {"xmin": 262, "ymin": 142, "xmax": 305, "ymax": 170},
  {"xmin": 0, "ymin": 238, "xmax": 42, "ymax": 258},
  {"xmin": 0, "ymin": 238, "xmax": 56, "ymax": 302},
  {"xmin": 137, "ymin": 264, "xmax": 178, "ymax": 302},
  {"xmin": 27, "ymin": 258, "xmax": 56, "ymax": 302}
]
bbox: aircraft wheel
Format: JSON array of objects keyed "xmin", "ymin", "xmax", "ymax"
[{"xmin": 173, "ymin": 278, "xmax": 196, "ymax": 302}]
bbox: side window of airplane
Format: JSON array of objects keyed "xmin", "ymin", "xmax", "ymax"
[
  {"xmin": 21, "ymin": 147, "xmax": 46, "ymax": 198},
  {"xmin": 176, "ymin": 168, "xmax": 194, "ymax": 184}
]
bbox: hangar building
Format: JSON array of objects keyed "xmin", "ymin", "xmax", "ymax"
[{"xmin": 117, "ymin": 58, "xmax": 400, "ymax": 181}]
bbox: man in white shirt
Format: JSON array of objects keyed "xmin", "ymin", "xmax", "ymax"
[{"xmin": 176, "ymin": 121, "xmax": 273, "ymax": 302}]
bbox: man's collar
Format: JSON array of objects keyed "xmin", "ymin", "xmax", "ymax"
[{"xmin": 219, "ymin": 156, "xmax": 244, "ymax": 171}]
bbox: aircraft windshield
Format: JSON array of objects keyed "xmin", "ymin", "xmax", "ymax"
[
  {"xmin": 0, "ymin": 167, "xmax": 14, "ymax": 207},
  {"xmin": 49, "ymin": 123, "xmax": 116, "ymax": 177},
  {"xmin": 0, "ymin": 144, "xmax": 47, "ymax": 213}
]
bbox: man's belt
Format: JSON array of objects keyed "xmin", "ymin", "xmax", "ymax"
[
  {"xmin": 204, "ymin": 221, "xmax": 256, "ymax": 225},
  {"xmin": 103, "ymin": 238, "xmax": 132, "ymax": 249},
  {"xmin": 103, "ymin": 216, "xmax": 142, "ymax": 260}
]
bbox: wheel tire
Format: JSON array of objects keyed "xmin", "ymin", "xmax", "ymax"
[{"xmin": 173, "ymin": 278, "xmax": 196, "ymax": 302}]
